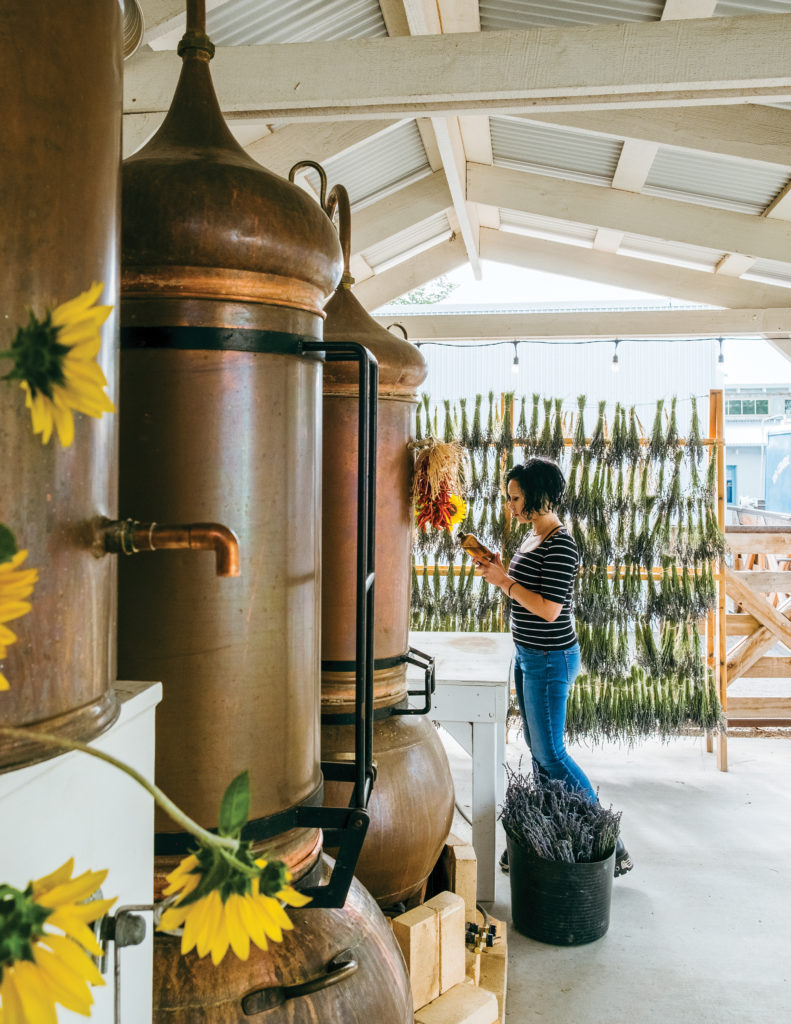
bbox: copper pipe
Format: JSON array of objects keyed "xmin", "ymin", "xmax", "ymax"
[{"xmin": 101, "ymin": 519, "xmax": 240, "ymax": 577}]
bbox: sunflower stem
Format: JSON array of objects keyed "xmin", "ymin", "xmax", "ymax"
[{"xmin": 0, "ymin": 726, "xmax": 239, "ymax": 853}]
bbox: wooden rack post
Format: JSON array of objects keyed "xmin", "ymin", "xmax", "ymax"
[{"xmin": 708, "ymin": 389, "xmax": 728, "ymax": 771}]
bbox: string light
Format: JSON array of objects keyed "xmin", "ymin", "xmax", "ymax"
[
  {"xmin": 511, "ymin": 341, "xmax": 520, "ymax": 375},
  {"xmin": 611, "ymin": 339, "xmax": 620, "ymax": 374},
  {"xmin": 718, "ymin": 337, "xmax": 725, "ymax": 366}
]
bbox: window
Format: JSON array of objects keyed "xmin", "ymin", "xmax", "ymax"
[
  {"xmin": 785, "ymin": 398, "xmax": 791, "ymax": 415},
  {"xmin": 727, "ymin": 398, "xmax": 770, "ymax": 416}
]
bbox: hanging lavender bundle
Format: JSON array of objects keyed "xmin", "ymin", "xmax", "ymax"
[
  {"xmin": 686, "ymin": 394, "xmax": 704, "ymax": 465},
  {"xmin": 526, "ymin": 393, "xmax": 541, "ymax": 456},
  {"xmin": 415, "ymin": 400, "xmax": 423, "ymax": 442},
  {"xmin": 443, "ymin": 399, "xmax": 455, "ymax": 442},
  {"xmin": 470, "ymin": 393, "xmax": 483, "ymax": 448},
  {"xmin": 537, "ymin": 398, "xmax": 553, "ymax": 456},
  {"xmin": 589, "ymin": 400, "xmax": 607, "ymax": 461},
  {"xmin": 648, "ymin": 399, "xmax": 666, "ymax": 462},
  {"xmin": 607, "ymin": 402, "xmax": 625, "ymax": 465},
  {"xmin": 459, "ymin": 397, "xmax": 470, "ymax": 447},
  {"xmin": 516, "ymin": 396, "xmax": 528, "ymax": 445},
  {"xmin": 484, "ymin": 390, "xmax": 496, "ymax": 446},
  {"xmin": 498, "ymin": 391, "xmax": 515, "ymax": 460},
  {"xmin": 574, "ymin": 394, "xmax": 587, "ymax": 450},
  {"xmin": 665, "ymin": 396, "xmax": 680, "ymax": 451},
  {"xmin": 626, "ymin": 406, "xmax": 642, "ymax": 466},
  {"xmin": 550, "ymin": 397, "xmax": 565, "ymax": 462}
]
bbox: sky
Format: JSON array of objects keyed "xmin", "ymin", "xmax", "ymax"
[{"xmin": 430, "ymin": 261, "xmax": 791, "ymax": 388}]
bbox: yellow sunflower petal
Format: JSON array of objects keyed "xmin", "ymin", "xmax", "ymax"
[
  {"xmin": 50, "ymin": 283, "xmax": 104, "ymax": 327},
  {"xmin": 165, "ymin": 854, "xmax": 200, "ymax": 886},
  {"xmin": 31, "ymin": 947, "xmax": 94, "ymax": 1016},
  {"xmin": 259, "ymin": 895, "xmax": 294, "ymax": 933},
  {"xmin": 236, "ymin": 893, "xmax": 268, "ymax": 953},
  {"xmin": 49, "ymin": 398, "xmax": 75, "ymax": 448},
  {"xmin": 158, "ymin": 904, "xmax": 188, "ymax": 933},
  {"xmin": 37, "ymin": 868, "xmax": 107, "ymax": 909},
  {"xmin": 224, "ymin": 894, "xmax": 251, "ymax": 961},
  {"xmin": 179, "ymin": 898, "xmax": 209, "ymax": 956},
  {"xmin": 277, "ymin": 884, "xmax": 311, "ymax": 908},
  {"xmin": 251, "ymin": 895, "xmax": 284, "ymax": 943},
  {"xmin": 8, "ymin": 962, "xmax": 58, "ymax": 1024},
  {"xmin": 32, "ymin": 859, "xmax": 75, "ymax": 897},
  {"xmin": 195, "ymin": 890, "xmax": 222, "ymax": 960},
  {"xmin": 0, "ymin": 670, "xmax": 10, "ymax": 690},
  {"xmin": 209, "ymin": 906, "xmax": 230, "ymax": 966},
  {"xmin": 0, "ymin": 970, "xmax": 26, "ymax": 1024},
  {"xmin": 46, "ymin": 911, "xmax": 104, "ymax": 958},
  {"xmin": 43, "ymin": 934, "xmax": 105, "ymax": 988}
]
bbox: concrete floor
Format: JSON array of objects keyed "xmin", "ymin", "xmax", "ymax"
[{"xmin": 443, "ymin": 728, "xmax": 791, "ymax": 1024}]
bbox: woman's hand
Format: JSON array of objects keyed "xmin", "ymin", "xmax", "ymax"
[{"xmin": 472, "ymin": 552, "xmax": 510, "ymax": 591}]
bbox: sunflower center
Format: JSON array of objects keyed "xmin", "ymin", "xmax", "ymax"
[
  {"xmin": 7, "ymin": 311, "xmax": 69, "ymax": 399},
  {"xmin": 0, "ymin": 885, "xmax": 52, "ymax": 972}
]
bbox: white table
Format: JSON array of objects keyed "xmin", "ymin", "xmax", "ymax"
[{"xmin": 407, "ymin": 631, "xmax": 513, "ymax": 903}]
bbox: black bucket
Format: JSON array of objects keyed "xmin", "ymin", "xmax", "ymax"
[{"xmin": 506, "ymin": 835, "xmax": 615, "ymax": 946}]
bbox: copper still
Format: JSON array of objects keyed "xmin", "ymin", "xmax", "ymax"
[
  {"xmin": 118, "ymin": 4, "xmax": 412, "ymax": 1019},
  {"xmin": 0, "ymin": 1, "xmax": 122, "ymax": 770},
  {"xmin": 314, "ymin": 180, "xmax": 455, "ymax": 906}
]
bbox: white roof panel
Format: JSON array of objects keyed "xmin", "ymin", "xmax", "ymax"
[
  {"xmin": 498, "ymin": 209, "xmax": 597, "ymax": 247},
  {"xmin": 743, "ymin": 257, "xmax": 791, "ymax": 288},
  {"xmin": 491, "ymin": 118, "xmax": 621, "ymax": 185},
  {"xmin": 479, "ymin": 0, "xmax": 663, "ymax": 29},
  {"xmin": 645, "ymin": 147, "xmax": 790, "ymax": 215},
  {"xmin": 715, "ymin": 1, "xmax": 791, "ymax": 15},
  {"xmin": 207, "ymin": 0, "xmax": 387, "ymax": 44},
  {"xmin": 304, "ymin": 121, "xmax": 431, "ymax": 211},
  {"xmin": 362, "ymin": 212, "xmax": 453, "ymax": 272}
]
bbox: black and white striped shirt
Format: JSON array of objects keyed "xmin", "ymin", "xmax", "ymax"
[{"xmin": 509, "ymin": 526, "xmax": 579, "ymax": 651}]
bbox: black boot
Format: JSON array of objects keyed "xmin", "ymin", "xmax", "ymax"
[{"xmin": 615, "ymin": 836, "xmax": 634, "ymax": 877}]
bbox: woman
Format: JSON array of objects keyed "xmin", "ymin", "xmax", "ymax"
[{"xmin": 474, "ymin": 456, "xmax": 633, "ymax": 877}]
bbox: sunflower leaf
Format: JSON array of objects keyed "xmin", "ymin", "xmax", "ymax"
[
  {"xmin": 218, "ymin": 771, "xmax": 250, "ymax": 838},
  {"xmin": 0, "ymin": 524, "xmax": 18, "ymax": 564}
]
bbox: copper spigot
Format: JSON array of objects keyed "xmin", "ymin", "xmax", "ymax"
[{"xmin": 99, "ymin": 519, "xmax": 240, "ymax": 577}]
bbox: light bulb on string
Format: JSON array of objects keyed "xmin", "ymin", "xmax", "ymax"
[
  {"xmin": 611, "ymin": 339, "xmax": 620, "ymax": 374},
  {"xmin": 717, "ymin": 337, "xmax": 726, "ymax": 378},
  {"xmin": 511, "ymin": 341, "xmax": 520, "ymax": 375}
]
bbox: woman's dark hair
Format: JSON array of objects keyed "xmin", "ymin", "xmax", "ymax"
[{"xmin": 506, "ymin": 457, "xmax": 566, "ymax": 516}]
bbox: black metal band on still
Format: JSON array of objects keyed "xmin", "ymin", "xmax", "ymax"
[{"xmin": 120, "ymin": 325, "xmax": 323, "ymax": 354}]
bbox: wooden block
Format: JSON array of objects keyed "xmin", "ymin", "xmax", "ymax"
[
  {"xmin": 478, "ymin": 917, "xmax": 507, "ymax": 1024},
  {"xmin": 425, "ymin": 891, "xmax": 466, "ymax": 993},
  {"xmin": 391, "ymin": 905, "xmax": 439, "ymax": 1010},
  {"xmin": 414, "ymin": 984, "xmax": 499, "ymax": 1024},
  {"xmin": 465, "ymin": 948, "xmax": 481, "ymax": 987},
  {"xmin": 441, "ymin": 837, "xmax": 478, "ymax": 922}
]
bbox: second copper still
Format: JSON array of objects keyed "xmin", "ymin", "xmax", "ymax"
[
  {"xmin": 117, "ymin": 6, "xmax": 413, "ymax": 1021},
  {"xmin": 315, "ymin": 178, "xmax": 455, "ymax": 907}
]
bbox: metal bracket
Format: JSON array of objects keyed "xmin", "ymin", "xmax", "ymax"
[
  {"xmin": 100, "ymin": 904, "xmax": 152, "ymax": 1024},
  {"xmin": 391, "ymin": 646, "xmax": 436, "ymax": 716}
]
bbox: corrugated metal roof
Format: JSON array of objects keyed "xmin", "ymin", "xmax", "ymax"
[
  {"xmin": 207, "ymin": 0, "xmax": 387, "ymax": 44},
  {"xmin": 715, "ymin": 1, "xmax": 791, "ymax": 16},
  {"xmin": 479, "ymin": 0, "xmax": 663, "ymax": 30},
  {"xmin": 491, "ymin": 118, "xmax": 621, "ymax": 185},
  {"xmin": 644, "ymin": 147, "xmax": 790, "ymax": 215},
  {"xmin": 303, "ymin": 121, "xmax": 431, "ymax": 211},
  {"xmin": 618, "ymin": 232, "xmax": 726, "ymax": 271},
  {"xmin": 362, "ymin": 212, "xmax": 452, "ymax": 271},
  {"xmin": 743, "ymin": 257, "xmax": 791, "ymax": 288},
  {"xmin": 499, "ymin": 209, "xmax": 597, "ymax": 247}
]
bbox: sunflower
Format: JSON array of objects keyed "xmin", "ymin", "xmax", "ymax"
[
  {"xmin": 0, "ymin": 531, "xmax": 38, "ymax": 691},
  {"xmin": 447, "ymin": 494, "xmax": 467, "ymax": 529},
  {"xmin": 0, "ymin": 859, "xmax": 115, "ymax": 1023},
  {"xmin": 2, "ymin": 282, "xmax": 114, "ymax": 447},
  {"xmin": 158, "ymin": 853, "xmax": 310, "ymax": 966}
]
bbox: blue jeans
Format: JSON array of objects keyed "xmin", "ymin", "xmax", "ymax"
[{"xmin": 513, "ymin": 642, "xmax": 597, "ymax": 804}]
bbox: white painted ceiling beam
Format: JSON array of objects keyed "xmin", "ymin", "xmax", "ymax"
[
  {"xmin": 661, "ymin": 0, "xmax": 717, "ymax": 19},
  {"xmin": 716, "ymin": 253, "xmax": 757, "ymax": 277},
  {"xmin": 372, "ymin": 306, "xmax": 791, "ymax": 341},
  {"xmin": 467, "ymin": 163, "xmax": 791, "ymax": 267},
  {"xmin": 519, "ymin": 105, "xmax": 791, "ymax": 168},
  {"xmin": 480, "ymin": 228, "xmax": 791, "ymax": 309},
  {"xmin": 396, "ymin": 0, "xmax": 482, "ymax": 278},
  {"xmin": 353, "ymin": 236, "xmax": 468, "ymax": 310},
  {"xmin": 350, "ymin": 172, "xmax": 452, "ymax": 255},
  {"xmin": 123, "ymin": 15, "xmax": 791, "ymax": 120}
]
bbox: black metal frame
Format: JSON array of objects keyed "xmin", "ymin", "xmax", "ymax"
[{"xmin": 390, "ymin": 646, "xmax": 436, "ymax": 716}]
